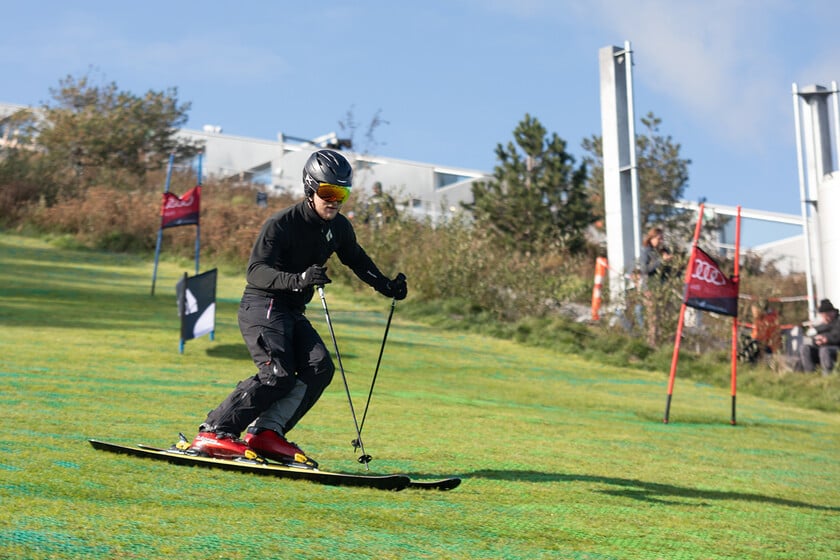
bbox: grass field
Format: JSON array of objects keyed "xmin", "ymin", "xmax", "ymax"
[{"xmin": 0, "ymin": 233, "xmax": 838, "ymax": 560}]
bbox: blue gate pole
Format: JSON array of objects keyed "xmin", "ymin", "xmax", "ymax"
[
  {"xmin": 179, "ymin": 272, "xmax": 187, "ymax": 353},
  {"xmin": 151, "ymin": 152, "xmax": 175, "ymax": 296},
  {"xmin": 194, "ymin": 152, "xmax": 203, "ymax": 275}
]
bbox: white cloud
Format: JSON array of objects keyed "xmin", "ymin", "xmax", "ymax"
[
  {"xmin": 24, "ymin": 16, "xmax": 288, "ymax": 86},
  {"xmin": 586, "ymin": 0, "xmax": 786, "ymax": 149},
  {"xmin": 476, "ymin": 0, "xmax": 840, "ymax": 155},
  {"xmin": 799, "ymin": 57, "xmax": 840, "ymax": 90},
  {"xmin": 125, "ymin": 38, "xmax": 290, "ymax": 84}
]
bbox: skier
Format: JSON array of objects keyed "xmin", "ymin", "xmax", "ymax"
[{"xmin": 189, "ymin": 149, "xmax": 407, "ymax": 466}]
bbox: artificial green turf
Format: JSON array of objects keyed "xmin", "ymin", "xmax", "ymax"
[{"xmin": 0, "ymin": 233, "xmax": 837, "ymax": 559}]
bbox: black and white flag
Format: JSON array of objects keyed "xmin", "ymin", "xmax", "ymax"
[{"xmin": 177, "ymin": 269, "xmax": 217, "ymax": 344}]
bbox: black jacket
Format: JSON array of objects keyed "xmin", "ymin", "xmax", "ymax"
[
  {"xmin": 816, "ymin": 314, "xmax": 840, "ymax": 346},
  {"xmin": 242, "ymin": 200, "xmax": 387, "ymax": 310},
  {"xmin": 640, "ymin": 245, "xmax": 672, "ymax": 282}
]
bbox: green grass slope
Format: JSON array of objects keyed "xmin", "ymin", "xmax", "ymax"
[{"xmin": 0, "ymin": 233, "xmax": 837, "ymax": 559}]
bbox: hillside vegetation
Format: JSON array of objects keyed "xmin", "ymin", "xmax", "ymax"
[{"xmin": 2, "ymin": 173, "xmax": 834, "ymax": 413}]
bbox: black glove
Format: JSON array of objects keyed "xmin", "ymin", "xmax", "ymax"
[
  {"xmin": 299, "ymin": 265, "xmax": 331, "ymax": 288},
  {"xmin": 377, "ymin": 273, "xmax": 407, "ymax": 300}
]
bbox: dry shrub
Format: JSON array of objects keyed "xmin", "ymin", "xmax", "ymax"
[
  {"xmin": 7, "ymin": 166, "xmax": 596, "ymax": 325},
  {"xmin": 0, "ymin": 151, "xmax": 63, "ymax": 225},
  {"xmin": 171, "ymin": 181, "xmax": 295, "ymax": 263},
  {"xmin": 338, "ymin": 214, "xmax": 593, "ymax": 321},
  {"xmin": 27, "ymin": 186, "xmax": 159, "ymax": 252},
  {"xmin": 0, "ymin": 180, "xmax": 43, "ymax": 226},
  {"xmin": 18, "ymin": 174, "xmax": 298, "ymax": 261}
]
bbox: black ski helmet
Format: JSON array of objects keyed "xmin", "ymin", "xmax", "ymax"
[{"xmin": 302, "ymin": 149, "xmax": 352, "ymax": 199}]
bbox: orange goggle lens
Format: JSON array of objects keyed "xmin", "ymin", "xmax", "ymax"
[{"xmin": 316, "ymin": 183, "xmax": 351, "ymax": 204}]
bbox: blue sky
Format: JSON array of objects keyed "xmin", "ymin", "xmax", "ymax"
[{"xmin": 3, "ymin": 1, "xmax": 839, "ymax": 244}]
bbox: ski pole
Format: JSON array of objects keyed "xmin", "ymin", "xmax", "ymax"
[
  {"xmin": 317, "ymin": 285, "xmax": 372, "ymax": 468},
  {"xmin": 352, "ymin": 296, "xmax": 397, "ymax": 452}
]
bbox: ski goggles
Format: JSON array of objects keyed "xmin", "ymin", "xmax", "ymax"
[{"xmin": 316, "ymin": 183, "xmax": 351, "ymax": 204}]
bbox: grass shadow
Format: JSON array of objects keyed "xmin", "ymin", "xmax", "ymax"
[
  {"xmin": 204, "ymin": 343, "xmax": 359, "ymax": 361},
  {"xmin": 465, "ymin": 469, "xmax": 840, "ymax": 512},
  {"xmin": 205, "ymin": 344, "xmax": 251, "ymax": 361}
]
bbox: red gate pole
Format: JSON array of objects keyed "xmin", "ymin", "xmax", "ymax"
[
  {"xmin": 664, "ymin": 203, "xmax": 705, "ymax": 424},
  {"xmin": 730, "ymin": 206, "xmax": 742, "ymax": 425}
]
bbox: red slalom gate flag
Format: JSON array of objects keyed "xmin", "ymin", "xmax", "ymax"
[
  {"xmin": 683, "ymin": 246, "xmax": 739, "ymax": 317},
  {"xmin": 161, "ymin": 186, "xmax": 201, "ymax": 229}
]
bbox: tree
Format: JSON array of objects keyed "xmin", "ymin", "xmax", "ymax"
[
  {"xmin": 465, "ymin": 114, "xmax": 593, "ymax": 254},
  {"xmin": 338, "ymin": 105, "xmax": 388, "ymax": 157},
  {"xmin": 582, "ymin": 112, "xmax": 693, "ymax": 239},
  {"xmin": 34, "ymin": 73, "xmax": 202, "ymax": 186},
  {"xmin": 0, "ymin": 107, "xmax": 66, "ymax": 211}
]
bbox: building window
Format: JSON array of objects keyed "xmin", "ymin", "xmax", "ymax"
[{"xmin": 434, "ymin": 171, "xmax": 472, "ymax": 190}]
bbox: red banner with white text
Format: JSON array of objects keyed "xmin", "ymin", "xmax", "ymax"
[
  {"xmin": 161, "ymin": 186, "xmax": 201, "ymax": 229},
  {"xmin": 683, "ymin": 246, "xmax": 738, "ymax": 317}
]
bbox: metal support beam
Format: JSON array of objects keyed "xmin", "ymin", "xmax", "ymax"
[
  {"xmin": 793, "ymin": 83, "xmax": 840, "ymax": 318},
  {"xmin": 599, "ymin": 42, "xmax": 641, "ymax": 304}
]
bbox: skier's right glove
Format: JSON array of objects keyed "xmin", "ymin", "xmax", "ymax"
[
  {"xmin": 377, "ymin": 272, "xmax": 407, "ymax": 300},
  {"xmin": 298, "ymin": 265, "xmax": 331, "ymax": 288}
]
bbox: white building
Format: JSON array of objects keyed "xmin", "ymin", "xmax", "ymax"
[
  {"xmin": 178, "ymin": 126, "xmax": 489, "ymax": 223},
  {"xmin": 0, "ymin": 102, "xmax": 29, "ymax": 148}
]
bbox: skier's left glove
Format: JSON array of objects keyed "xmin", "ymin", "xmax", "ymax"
[{"xmin": 377, "ymin": 273, "xmax": 407, "ymax": 300}]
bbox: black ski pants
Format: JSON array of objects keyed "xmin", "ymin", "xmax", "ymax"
[{"xmin": 201, "ymin": 294, "xmax": 335, "ymax": 436}]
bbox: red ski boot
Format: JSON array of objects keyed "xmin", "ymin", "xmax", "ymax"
[
  {"xmin": 245, "ymin": 429, "xmax": 318, "ymax": 468},
  {"xmin": 188, "ymin": 431, "xmax": 252, "ymax": 460}
]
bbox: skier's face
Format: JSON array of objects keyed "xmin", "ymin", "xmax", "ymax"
[{"xmin": 312, "ymin": 192, "xmax": 342, "ymax": 220}]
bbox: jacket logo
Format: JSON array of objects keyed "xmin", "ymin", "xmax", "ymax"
[{"xmin": 325, "ymin": 228, "xmax": 333, "ymax": 242}]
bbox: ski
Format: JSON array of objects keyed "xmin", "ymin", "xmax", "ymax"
[
  {"xmin": 89, "ymin": 439, "xmax": 460, "ymax": 491},
  {"xmin": 89, "ymin": 439, "xmax": 409, "ymax": 491}
]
